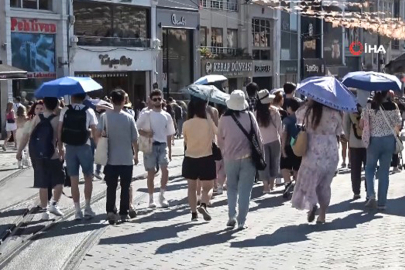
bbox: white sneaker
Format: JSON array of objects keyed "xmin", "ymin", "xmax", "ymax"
[
  {"xmin": 159, "ymin": 193, "xmax": 169, "ymax": 208},
  {"xmin": 94, "ymin": 172, "xmax": 102, "ymax": 180},
  {"xmin": 84, "ymin": 206, "xmax": 96, "ymax": 219},
  {"xmin": 48, "ymin": 204, "xmax": 64, "ymax": 216},
  {"xmin": 41, "ymin": 211, "xmax": 50, "ymax": 220},
  {"xmin": 216, "ymin": 187, "xmax": 223, "ymax": 195},
  {"xmin": 149, "ymin": 201, "xmax": 157, "ymax": 208},
  {"xmin": 75, "ymin": 209, "xmax": 84, "ymax": 220}
]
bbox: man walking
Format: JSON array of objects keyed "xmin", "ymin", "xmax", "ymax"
[
  {"xmin": 17, "ymin": 97, "xmax": 64, "ymax": 220},
  {"xmin": 97, "ymin": 89, "xmax": 139, "ymax": 224},
  {"xmin": 58, "ymin": 93, "xmax": 98, "ymax": 220},
  {"xmin": 282, "ymin": 82, "xmax": 302, "ymax": 111},
  {"xmin": 137, "ymin": 89, "xmax": 176, "ymax": 208},
  {"xmin": 246, "ymin": 82, "xmax": 259, "ymax": 112}
]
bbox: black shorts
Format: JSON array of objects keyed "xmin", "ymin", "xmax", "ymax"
[
  {"xmin": 32, "ymin": 158, "xmax": 65, "ymax": 189},
  {"xmin": 182, "ymin": 155, "xmax": 216, "ymax": 181},
  {"xmin": 280, "ymin": 146, "xmax": 302, "ymax": 171}
]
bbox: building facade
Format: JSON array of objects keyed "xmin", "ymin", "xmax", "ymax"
[
  {"xmin": 156, "ymin": 0, "xmax": 200, "ymax": 100},
  {"xmin": 0, "ymin": 0, "xmax": 69, "ymax": 132},
  {"xmin": 69, "ymin": 0, "xmax": 159, "ymax": 104}
]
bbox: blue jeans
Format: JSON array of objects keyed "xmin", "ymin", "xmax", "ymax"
[
  {"xmin": 65, "ymin": 144, "xmax": 94, "ymax": 177},
  {"xmin": 143, "ymin": 143, "xmax": 169, "ymax": 171},
  {"xmin": 365, "ymin": 135, "xmax": 395, "ymax": 206},
  {"xmin": 225, "ymin": 158, "xmax": 256, "ymax": 226}
]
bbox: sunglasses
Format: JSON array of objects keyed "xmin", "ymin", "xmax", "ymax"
[{"xmin": 152, "ymin": 97, "xmax": 162, "ymax": 102}]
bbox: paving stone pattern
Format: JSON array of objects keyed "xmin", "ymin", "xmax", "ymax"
[{"xmin": 78, "ymin": 169, "xmax": 405, "ymax": 270}]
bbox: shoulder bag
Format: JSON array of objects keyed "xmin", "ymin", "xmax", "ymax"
[
  {"xmin": 379, "ymin": 106, "xmax": 404, "ymax": 154},
  {"xmin": 138, "ymin": 111, "xmax": 153, "ymax": 154},
  {"xmin": 291, "ymin": 109, "xmax": 310, "ymax": 157},
  {"xmin": 231, "ymin": 112, "xmax": 266, "ymax": 170},
  {"xmin": 207, "ymin": 118, "xmax": 222, "ymax": 161},
  {"xmin": 361, "ymin": 105, "xmax": 371, "ymax": 148},
  {"xmin": 95, "ymin": 113, "xmax": 109, "ymax": 166}
]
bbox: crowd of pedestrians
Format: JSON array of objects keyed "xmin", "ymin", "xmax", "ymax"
[{"xmin": 7, "ymin": 80, "xmax": 403, "ymax": 228}]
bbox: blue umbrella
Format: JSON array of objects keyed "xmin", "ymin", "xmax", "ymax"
[
  {"xmin": 341, "ymin": 71, "xmax": 401, "ymax": 92},
  {"xmin": 35, "ymin": 77, "xmax": 102, "ymax": 98},
  {"xmin": 296, "ymin": 76, "xmax": 357, "ymax": 112},
  {"xmin": 183, "ymin": 84, "xmax": 229, "ymax": 105}
]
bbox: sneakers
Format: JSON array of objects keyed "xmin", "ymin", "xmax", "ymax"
[
  {"xmin": 129, "ymin": 205, "xmax": 137, "ymax": 219},
  {"xmin": 120, "ymin": 214, "xmax": 130, "ymax": 223},
  {"xmin": 94, "ymin": 172, "xmax": 102, "ymax": 180},
  {"xmin": 283, "ymin": 182, "xmax": 294, "ymax": 199},
  {"xmin": 149, "ymin": 202, "xmax": 157, "ymax": 208},
  {"xmin": 341, "ymin": 163, "xmax": 346, "ymax": 168},
  {"xmin": 191, "ymin": 212, "xmax": 198, "ymax": 221},
  {"xmin": 226, "ymin": 218, "xmax": 236, "ymax": 228},
  {"xmin": 198, "ymin": 205, "xmax": 212, "ymax": 221},
  {"xmin": 48, "ymin": 204, "xmax": 64, "ymax": 216},
  {"xmin": 107, "ymin": 212, "xmax": 119, "ymax": 225},
  {"xmin": 41, "ymin": 210, "xmax": 50, "ymax": 221},
  {"xmin": 353, "ymin": 194, "xmax": 361, "ymax": 200},
  {"xmin": 365, "ymin": 197, "xmax": 377, "ymax": 209},
  {"xmin": 159, "ymin": 193, "xmax": 169, "ymax": 208},
  {"xmin": 75, "ymin": 209, "xmax": 84, "ymax": 220},
  {"xmin": 84, "ymin": 206, "xmax": 96, "ymax": 219}
]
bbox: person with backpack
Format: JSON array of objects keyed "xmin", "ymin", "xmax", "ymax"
[
  {"xmin": 343, "ymin": 104, "xmax": 367, "ymax": 200},
  {"xmin": 57, "ymin": 93, "xmax": 98, "ymax": 220},
  {"xmin": 16, "ymin": 97, "xmax": 64, "ymax": 220}
]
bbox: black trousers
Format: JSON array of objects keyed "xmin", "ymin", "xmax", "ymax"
[
  {"xmin": 104, "ymin": 165, "xmax": 133, "ymax": 215},
  {"xmin": 350, "ymin": 147, "xmax": 367, "ymax": 195},
  {"xmin": 391, "ymin": 154, "xmax": 399, "ymax": 167}
]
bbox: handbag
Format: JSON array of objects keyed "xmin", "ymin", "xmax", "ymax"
[
  {"xmin": 207, "ymin": 118, "xmax": 222, "ymax": 161},
  {"xmin": 94, "ymin": 113, "xmax": 109, "ymax": 166},
  {"xmin": 231, "ymin": 112, "xmax": 266, "ymax": 170},
  {"xmin": 361, "ymin": 106, "xmax": 371, "ymax": 148},
  {"xmin": 138, "ymin": 111, "xmax": 153, "ymax": 154},
  {"xmin": 379, "ymin": 106, "xmax": 404, "ymax": 154},
  {"xmin": 291, "ymin": 109, "xmax": 310, "ymax": 157}
]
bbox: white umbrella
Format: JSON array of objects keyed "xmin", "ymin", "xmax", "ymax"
[{"xmin": 194, "ymin": 75, "xmax": 228, "ymax": 85}]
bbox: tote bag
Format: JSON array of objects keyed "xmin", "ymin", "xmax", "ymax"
[
  {"xmin": 94, "ymin": 114, "xmax": 109, "ymax": 166},
  {"xmin": 138, "ymin": 111, "xmax": 153, "ymax": 154},
  {"xmin": 291, "ymin": 109, "xmax": 310, "ymax": 157}
]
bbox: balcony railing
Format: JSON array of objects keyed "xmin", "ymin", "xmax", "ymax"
[
  {"xmin": 200, "ymin": 0, "xmax": 238, "ymax": 12},
  {"xmin": 76, "ymin": 36, "xmax": 151, "ymax": 48},
  {"xmin": 202, "ymin": 46, "xmax": 237, "ymax": 56}
]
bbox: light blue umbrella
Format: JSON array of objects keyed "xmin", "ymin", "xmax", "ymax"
[
  {"xmin": 194, "ymin": 75, "xmax": 227, "ymax": 85},
  {"xmin": 183, "ymin": 84, "xmax": 229, "ymax": 105},
  {"xmin": 341, "ymin": 71, "xmax": 401, "ymax": 92},
  {"xmin": 35, "ymin": 77, "xmax": 102, "ymax": 98},
  {"xmin": 296, "ymin": 76, "xmax": 357, "ymax": 112}
]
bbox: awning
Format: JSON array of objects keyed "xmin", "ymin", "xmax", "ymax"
[
  {"xmin": 385, "ymin": 53, "xmax": 405, "ymax": 74},
  {"xmin": 0, "ymin": 61, "xmax": 27, "ymax": 80}
]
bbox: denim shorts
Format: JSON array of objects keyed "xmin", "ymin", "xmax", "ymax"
[
  {"xmin": 143, "ymin": 143, "xmax": 169, "ymax": 171},
  {"xmin": 65, "ymin": 144, "xmax": 94, "ymax": 177}
]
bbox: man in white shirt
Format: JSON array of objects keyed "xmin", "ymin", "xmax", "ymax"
[
  {"xmin": 137, "ymin": 90, "xmax": 176, "ymax": 208},
  {"xmin": 58, "ymin": 93, "xmax": 98, "ymax": 220}
]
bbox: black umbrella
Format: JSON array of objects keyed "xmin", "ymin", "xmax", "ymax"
[{"xmin": 385, "ymin": 53, "xmax": 405, "ymax": 74}]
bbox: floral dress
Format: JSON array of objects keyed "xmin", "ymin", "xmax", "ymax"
[{"xmin": 291, "ymin": 105, "xmax": 343, "ymax": 210}]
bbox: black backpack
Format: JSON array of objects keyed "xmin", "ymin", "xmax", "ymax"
[
  {"xmin": 29, "ymin": 114, "xmax": 57, "ymax": 159},
  {"xmin": 61, "ymin": 105, "xmax": 89, "ymax": 146}
]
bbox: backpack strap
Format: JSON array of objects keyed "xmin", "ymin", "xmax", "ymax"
[
  {"xmin": 39, "ymin": 114, "xmax": 45, "ymax": 121},
  {"xmin": 68, "ymin": 105, "xmax": 73, "ymax": 110},
  {"xmin": 82, "ymin": 106, "xmax": 89, "ymax": 111}
]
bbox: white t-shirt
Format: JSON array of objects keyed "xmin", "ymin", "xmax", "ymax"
[
  {"xmin": 136, "ymin": 110, "xmax": 176, "ymax": 143},
  {"xmin": 59, "ymin": 103, "xmax": 98, "ymax": 145}
]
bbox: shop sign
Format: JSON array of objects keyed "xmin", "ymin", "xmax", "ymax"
[
  {"xmin": 11, "ymin": 18, "xmax": 57, "ymax": 33},
  {"xmin": 204, "ymin": 60, "xmax": 253, "ymax": 77},
  {"xmin": 254, "ymin": 65, "xmax": 272, "ymax": 73},
  {"xmin": 171, "ymin": 14, "xmax": 186, "ymax": 26},
  {"xmin": 302, "ymin": 58, "xmax": 325, "ymax": 78},
  {"xmin": 99, "ymin": 54, "xmax": 133, "ymax": 68}
]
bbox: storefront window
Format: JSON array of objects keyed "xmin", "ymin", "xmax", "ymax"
[
  {"xmin": 74, "ymin": 1, "xmax": 149, "ymax": 47},
  {"xmin": 252, "ymin": 18, "xmax": 271, "ymax": 48},
  {"xmin": 200, "ymin": 27, "xmax": 207, "ymax": 46},
  {"xmin": 11, "ymin": 0, "xmax": 52, "ymax": 10},
  {"xmin": 211, "ymin": 28, "xmax": 223, "ymax": 47},
  {"xmin": 163, "ymin": 29, "xmax": 193, "ymax": 100},
  {"xmin": 280, "ymin": 8, "xmax": 298, "ymax": 61},
  {"xmin": 227, "ymin": 29, "xmax": 237, "ymax": 48}
]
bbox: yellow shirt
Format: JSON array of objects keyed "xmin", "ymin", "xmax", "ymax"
[{"xmin": 183, "ymin": 117, "xmax": 217, "ymax": 158}]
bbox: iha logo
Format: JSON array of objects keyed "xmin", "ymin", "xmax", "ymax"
[{"xmin": 349, "ymin": 41, "xmax": 386, "ymax": 56}]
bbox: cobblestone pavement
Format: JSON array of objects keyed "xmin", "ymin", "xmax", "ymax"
[
  {"xmin": 0, "ymin": 140, "xmax": 22, "ymax": 180},
  {"xmin": 78, "ymin": 168, "xmax": 405, "ymax": 270}
]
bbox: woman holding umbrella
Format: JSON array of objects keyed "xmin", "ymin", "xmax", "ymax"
[{"xmin": 291, "ymin": 76, "xmax": 357, "ymax": 224}]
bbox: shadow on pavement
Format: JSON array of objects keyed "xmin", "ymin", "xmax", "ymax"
[
  {"xmin": 135, "ymin": 204, "xmax": 189, "ymax": 223},
  {"xmin": 230, "ymin": 212, "xmax": 381, "ymax": 248},
  {"xmin": 155, "ymin": 229, "xmax": 238, "ymax": 254},
  {"xmin": 36, "ymin": 214, "xmax": 107, "ymax": 240},
  {"xmin": 99, "ymin": 222, "xmax": 203, "ymax": 245},
  {"xmin": 249, "ymin": 194, "xmax": 286, "ymax": 213},
  {"xmin": 0, "ymin": 208, "xmax": 28, "ymax": 218}
]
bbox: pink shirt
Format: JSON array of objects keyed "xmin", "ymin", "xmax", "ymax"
[
  {"xmin": 217, "ymin": 111, "xmax": 263, "ymax": 161},
  {"xmin": 255, "ymin": 109, "xmax": 282, "ymax": 144}
]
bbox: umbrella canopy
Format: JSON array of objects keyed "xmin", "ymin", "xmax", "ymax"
[
  {"xmin": 341, "ymin": 71, "xmax": 401, "ymax": 92},
  {"xmin": 194, "ymin": 75, "xmax": 228, "ymax": 85},
  {"xmin": 35, "ymin": 77, "xmax": 102, "ymax": 98},
  {"xmin": 385, "ymin": 53, "xmax": 405, "ymax": 74},
  {"xmin": 296, "ymin": 76, "xmax": 357, "ymax": 112},
  {"xmin": 83, "ymin": 98, "xmax": 113, "ymax": 111},
  {"xmin": 183, "ymin": 84, "xmax": 229, "ymax": 105},
  {"xmin": 0, "ymin": 62, "xmax": 27, "ymax": 80}
]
